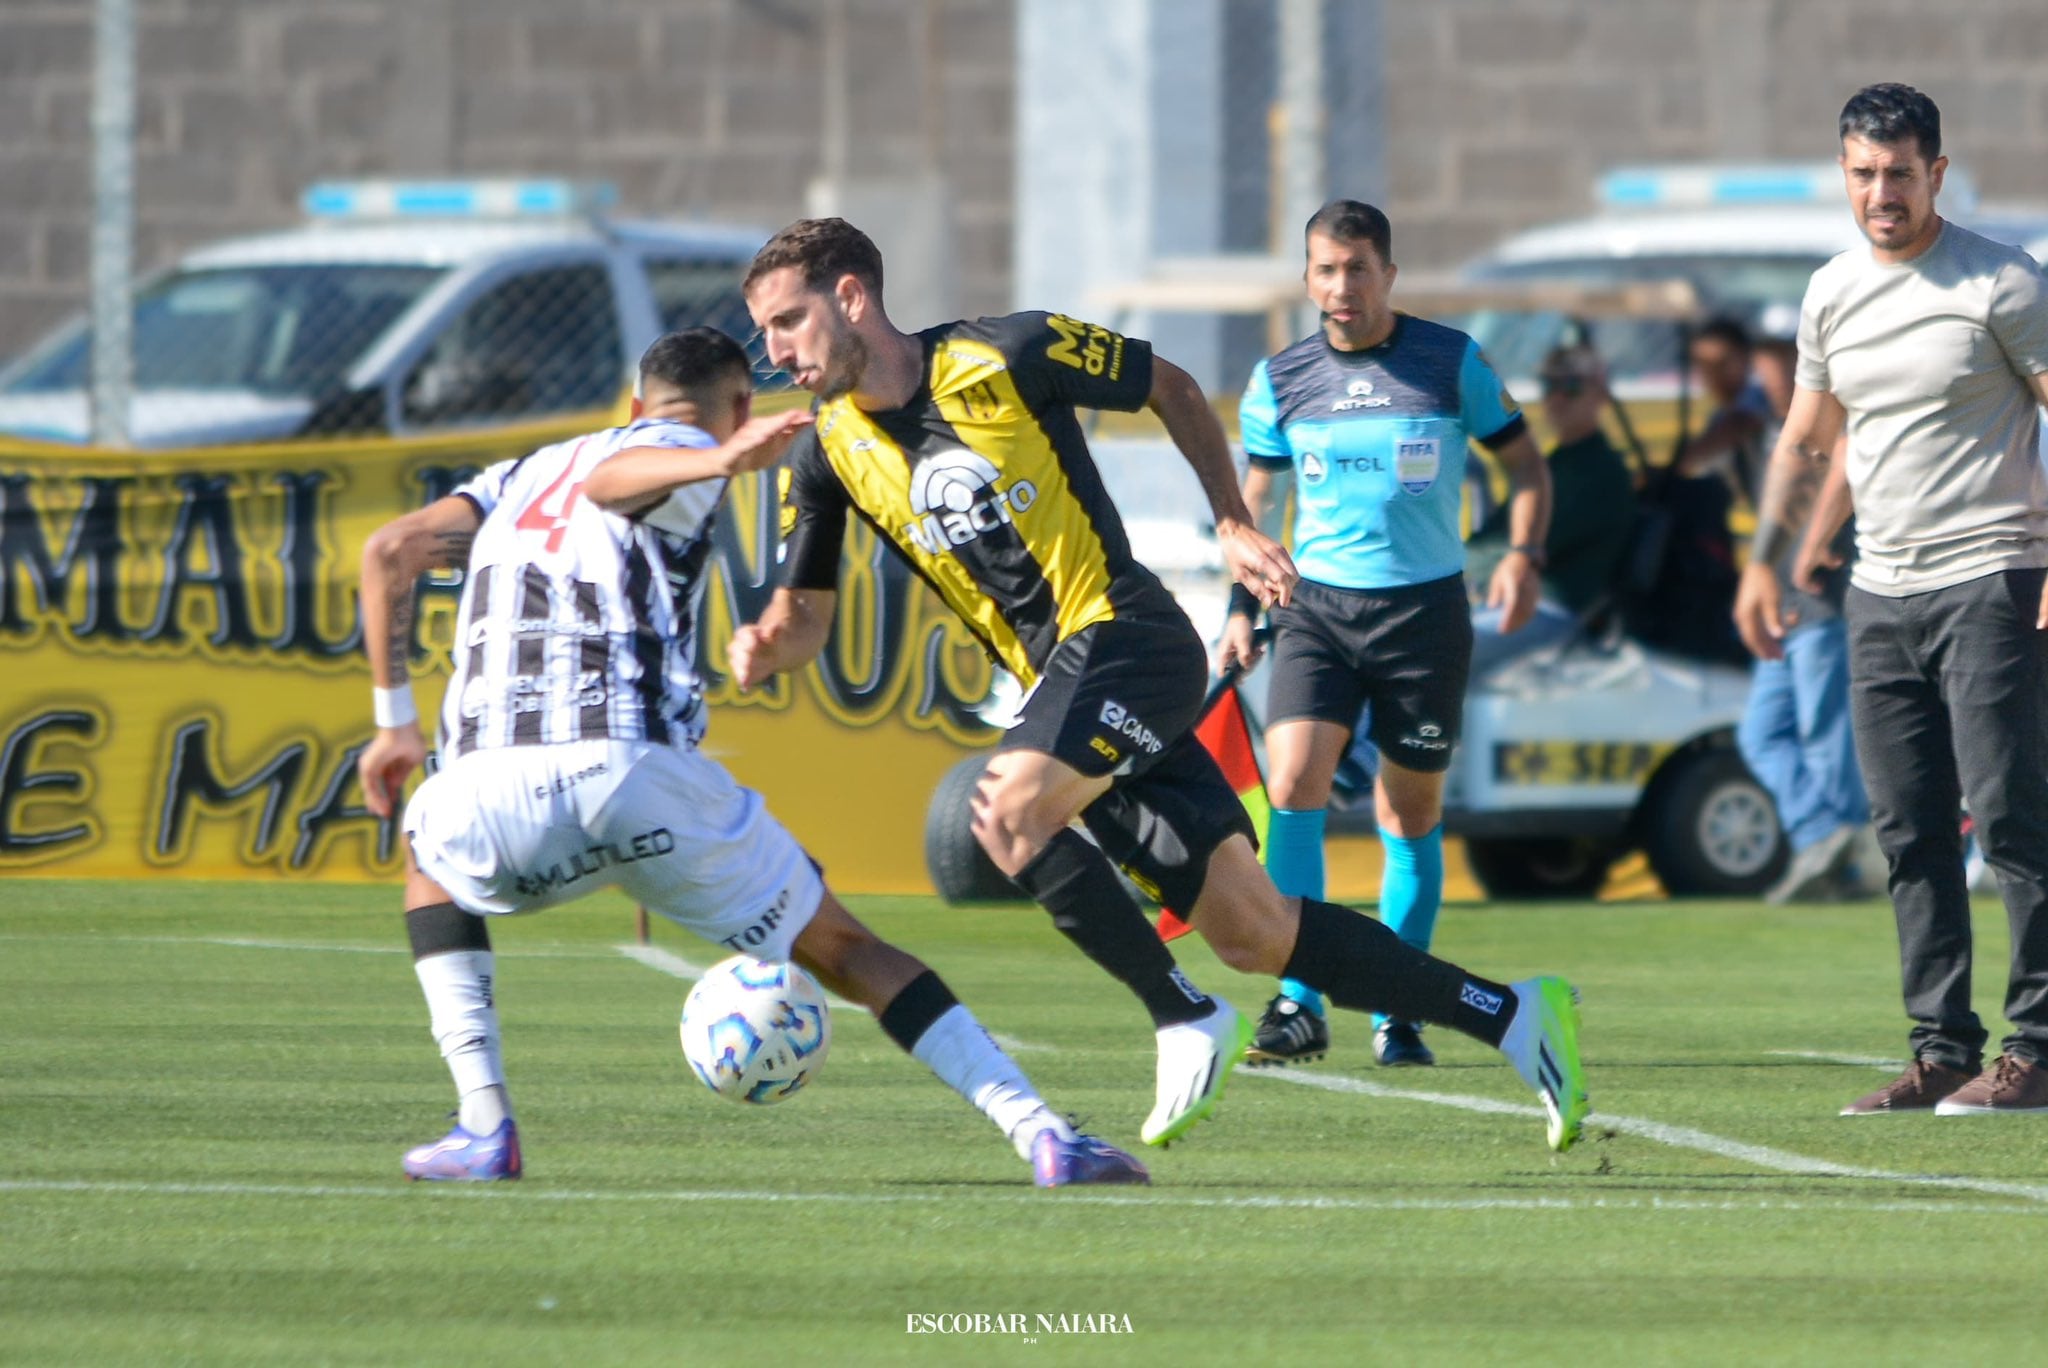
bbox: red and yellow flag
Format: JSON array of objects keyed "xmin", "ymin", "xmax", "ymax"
[{"xmin": 1156, "ymin": 681, "xmax": 1271, "ymax": 941}]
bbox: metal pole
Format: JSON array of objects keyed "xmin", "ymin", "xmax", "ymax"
[
  {"xmin": 1276, "ymin": 0, "xmax": 1325, "ymax": 246},
  {"xmin": 89, "ymin": 0, "xmax": 135, "ymax": 447}
]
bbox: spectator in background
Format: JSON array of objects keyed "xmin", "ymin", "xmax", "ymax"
[
  {"xmin": 1677, "ymin": 317, "xmax": 1774, "ymax": 506},
  {"xmin": 1466, "ymin": 342, "xmax": 1637, "ymax": 675},
  {"xmin": 1734, "ymin": 307, "xmax": 1872, "ymax": 904}
]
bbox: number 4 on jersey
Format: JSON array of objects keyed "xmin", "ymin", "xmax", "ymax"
[{"xmin": 516, "ymin": 464, "xmax": 585, "ymax": 553}]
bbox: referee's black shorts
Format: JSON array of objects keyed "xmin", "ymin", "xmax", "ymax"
[
  {"xmin": 1264, "ymin": 572, "xmax": 1472, "ymax": 774},
  {"xmin": 1000, "ymin": 613, "xmax": 1256, "ymax": 907}
]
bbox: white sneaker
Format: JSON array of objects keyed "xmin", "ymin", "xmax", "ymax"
[
  {"xmin": 1140, "ymin": 1002, "xmax": 1252, "ymax": 1146},
  {"xmin": 1499, "ymin": 977, "xmax": 1590, "ymax": 1152}
]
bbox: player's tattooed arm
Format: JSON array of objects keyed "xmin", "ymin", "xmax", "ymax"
[
  {"xmin": 1735, "ymin": 386, "xmax": 1846, "ymax": 659},
  {"xmin": 1749, "ymin": 387, "xmax": 1847, "ymax": 565},
  {"xmin": 360, "ymin": 495, "xmax": 484, "ymax": 690},
  {"xmin": 1148, "ymin": 356, "xmax": 1299, "ymax": 606}
]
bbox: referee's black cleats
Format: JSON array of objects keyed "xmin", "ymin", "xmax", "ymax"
[
  {"xmin": 1373, "ymin": 1021, "xmax": 1436, "ymax": 1068},
  {"xmin": 1244, "ymin": 994, "xmax": 1330, "ymax": 1067}
]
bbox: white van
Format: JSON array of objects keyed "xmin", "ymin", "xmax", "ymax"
[{"xmin": 0, "ymin": 180, "xmax": 767, "ymax": 447}]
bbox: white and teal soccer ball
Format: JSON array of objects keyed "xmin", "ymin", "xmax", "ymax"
[{"xmin": 679, "ymin": 956, "xmax": 831, "ymax": 1105}]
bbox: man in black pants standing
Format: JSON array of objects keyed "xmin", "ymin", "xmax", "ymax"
[{"xmin": 1737, "ymin": 83, "xmax": 2048, "ymax": 1115}]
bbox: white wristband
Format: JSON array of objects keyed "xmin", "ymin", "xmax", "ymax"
[{"xmin": 372, "ymin": 685, "xmax": 418, "ymax": 729}]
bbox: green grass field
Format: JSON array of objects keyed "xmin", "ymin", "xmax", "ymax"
[{"xmin": 4, "ymin": 881, "xmax": 2043, "ymax": 1366}]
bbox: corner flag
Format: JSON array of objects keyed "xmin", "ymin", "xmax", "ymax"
[{"xmin": 1156, "ymin": 675, "xmax": 1270, "ymax": 942}]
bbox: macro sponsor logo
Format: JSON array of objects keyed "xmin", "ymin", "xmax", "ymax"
[
  {"xmin": 1098, "ymin": 701, "xmax": 1162, "ymax": 755},
  {"xmin": 901, "ymin": 448, "xmax": 1038, "ymax": 555},
  {"xmin": 512, "ymin": 826, "xmax": 674, "ymax": 897}
]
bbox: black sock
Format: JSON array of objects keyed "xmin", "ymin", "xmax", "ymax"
[
  {"xmin": 1282, "ymin": 898, "xmax": 1517, "ymax": 1047},
  {"xmin": 876, "ymin": 970, "xmax": 959, "ymax": 1053},
  {"xmin": 1013, "ymin": 829, "xmax": 1214, "ymax": 1028},
  {"xmin": 406, "ymin": 901, "xmax": 491, "ymax": 959}
]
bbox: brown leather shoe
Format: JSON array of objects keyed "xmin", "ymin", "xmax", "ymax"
[
  {"xmin": 1839, "ymin": 1058, "xmax": 1976, "ymax": 1115},
  {"xmin": 1933, "ymin": 1054, "xmax": 2048, "ymax": 1114}
]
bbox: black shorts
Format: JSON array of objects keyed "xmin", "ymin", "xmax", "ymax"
[
  {"xmin": 1001, "ymin": 616, "xmax": 1256, "ymax": 906},
  {"xmin": 1265, "ymin": 573, "xmax": 1472, "ymax": 774},
  {"xmin": 1002, "ymin": 615, "xmax": 1211, "ymax": 780}
]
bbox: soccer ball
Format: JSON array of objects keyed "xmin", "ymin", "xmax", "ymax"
[{"xmin": 679, "ymin": 956, "xmax": 832, "ymax": 1105}]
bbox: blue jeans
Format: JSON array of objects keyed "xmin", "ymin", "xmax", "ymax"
[{"xmin": 1737, "ymin": 617, "xmax": 1868, "ymax": 852}]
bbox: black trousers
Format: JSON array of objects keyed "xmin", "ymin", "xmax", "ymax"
[{"xmin": 1846, "ymin": 568, "xmax": 2048, "ymax": 1067}]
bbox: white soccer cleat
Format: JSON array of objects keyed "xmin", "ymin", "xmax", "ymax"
[
  {"xmin": 1499, "ymin": 976, "xmax": 1590, "ymax": 1152},
  {"xmin": 1141, "ymin": 1001, "xmax": 1253, "ymax": 1146}
]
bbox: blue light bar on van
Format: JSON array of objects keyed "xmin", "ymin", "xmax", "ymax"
[
  {"xmin": 302, "ymin": 179, "xmax": 618, "ymax": 220},
  {"xmin": 1597, "ymin": 164, "xmax": 1841, "ymax": 210}
]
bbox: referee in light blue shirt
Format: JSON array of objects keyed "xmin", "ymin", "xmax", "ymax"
[{"xmin": 1221, "ymin": 200, "xmax": 1553, "ymax": 1068}]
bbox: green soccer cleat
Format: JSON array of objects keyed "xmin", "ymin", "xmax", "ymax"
[
  {"xmin": 1500, "ymin": 976, "xmax": 1590, "ymax": 1152},
  {"xmin": 1142, "ymin": 1002, "xmax": 1255, "ymax": 1146}
]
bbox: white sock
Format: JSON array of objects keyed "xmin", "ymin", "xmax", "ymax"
[
  {"xmin": 911, "ymin": 1005, "xmax": 1076, "ymax": 1160},
  {"xmin": 413, "ymin": 949, "xmax": 512, "ymax": 1133}
]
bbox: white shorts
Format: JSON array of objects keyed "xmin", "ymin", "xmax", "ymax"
[{"xmin": 403, "ymin": 739, "xmax": 823, "ymax": 961}]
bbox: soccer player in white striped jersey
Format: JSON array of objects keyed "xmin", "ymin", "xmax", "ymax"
[{"xmin": 357, "ymin": 328, "xmax": 1147, "ymax": 1187}]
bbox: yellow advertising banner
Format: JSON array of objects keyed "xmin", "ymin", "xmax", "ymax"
[{"xmin": 0, "ymin": 417, "xmax": 997, "ymax": 892}]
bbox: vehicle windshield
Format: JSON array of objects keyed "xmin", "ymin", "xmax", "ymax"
[
  {"xmin": 2, "ymin": 264, "xmax": 445, "ymax": 397},
  {"xmin": 1453, "ymin": 255, "xmax": 1828, "ymax": 385}
]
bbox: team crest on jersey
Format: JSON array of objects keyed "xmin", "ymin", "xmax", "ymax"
[
  {"xmin": 902, "ymin": 446, "xmax": 1039, "ymax": 554},
  {"xmin": 1299, "ymin": 448, "xmax": 1329, "ymax": 485},
  {"xmin": 1395, "ymin": 438, "xmax": 1439, "ymax": 495}
]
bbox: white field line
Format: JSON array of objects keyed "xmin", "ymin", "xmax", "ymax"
[
  {"xmin": 0, "ymin": 933, "xmax": 617, "ymax": 960},
  {"xmin": 611, "ymin": 942, "xmax": 870, "ymax": 1016},
  {"xmin": 605, "ymin": 950, "xmax": 2048, "ymax": 1209},
  {"xmin": 1251, "ymin": 1067, "xmax": 2048, "ymax": 1205},
  {"xmin": 1768, "ymin": 1049, "xmax": 1906, "ymax": 1071},
  {"xmin": 4, "ymin": 1177, "xmax": 2047, "ymax": 1219}
]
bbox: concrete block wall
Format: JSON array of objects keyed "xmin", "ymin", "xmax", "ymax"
[
  {"xmin": 5, "ymin": 1, "xmax": 2048, "ymax": 358},
  {"xmin": 0, "ymin": 0, "xmax": 1016, "ymax": 356},
  {"xmin": 1380, "ymin": 0, "xmax": 2048, "ymax": 270}
]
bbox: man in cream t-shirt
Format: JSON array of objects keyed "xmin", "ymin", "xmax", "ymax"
[{"xmin": 1737, "ymin": 82, "xmax": 2048, "ymax": 1116}]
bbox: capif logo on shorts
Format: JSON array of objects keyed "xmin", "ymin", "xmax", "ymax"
[{"xmin": 1098, "ymin": 701, "xmax": 1163, "ymax": 755}]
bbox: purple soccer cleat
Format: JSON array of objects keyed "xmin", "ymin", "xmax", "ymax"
[
  {"xmin": 402, "ymin": 1119, "xmax": 522, "ymax": 1182},
  {"xmin": 1031, "ymin": 1129, "xmax": 1150, "ymax": 1188}
]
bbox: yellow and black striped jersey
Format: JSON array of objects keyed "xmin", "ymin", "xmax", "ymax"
[{"xmin": 780, "ymin": 311, "xmax": 1183, "ymax": 688}]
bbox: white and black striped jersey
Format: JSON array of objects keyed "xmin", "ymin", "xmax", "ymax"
[{"xmin": 440, "ymin": 418, "xmax": 724, "ymax": 759}]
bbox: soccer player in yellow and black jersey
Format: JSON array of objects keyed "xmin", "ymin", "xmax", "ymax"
[{"xmin": 731, "ymin": 218, "xmax": 1589, "ymax": 1154}]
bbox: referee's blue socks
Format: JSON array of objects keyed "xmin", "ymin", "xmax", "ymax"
[
  {"xmin": 1267, "ymin": 807, "xmax": 1328, "ymax": 1017},
  {"xmin": 1373, "ymin": 825, "xmax": 1444, "ymax": 1030}
]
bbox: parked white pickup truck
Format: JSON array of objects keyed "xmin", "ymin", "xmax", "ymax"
[{"xmin": 0, "ymin": 180, "xmax": 767, "ymax": 447}]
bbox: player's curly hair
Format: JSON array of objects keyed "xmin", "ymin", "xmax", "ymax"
[
  {"xmin": 1840, "ymin": 83, "xmax": 1941, "ymax": 162},
  {"xmin": 744, "ymin": 217, "xmax": 885, "ymax": 297}
]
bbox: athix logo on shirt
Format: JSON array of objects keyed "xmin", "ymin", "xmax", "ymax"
[
  {"xmin": 1098, "ymin": 700, "xmax": 1163, "ymax": 755},
  {"xmin": 1332, "ymin": 377, "xmax": 1393, "ymax": 412},
  {"xmin": 903, "ymin": 447, "xmax": 1039, "ymax": 554}
]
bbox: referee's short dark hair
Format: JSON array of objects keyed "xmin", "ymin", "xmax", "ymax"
[
  {"xmin": 745, "ymin": 217, "xmax": 885, "ymax": 297},
  {"xmin": 1839, "ymin": 82, "xmax": 1941, "ymax": 162},
  {"xmin": 638, "ymin": 327, "xmax": 750, "ymax": 398},
  {"xmin": 1305, "ymin": 200, "xmax": 1393, "ymax": 264}
]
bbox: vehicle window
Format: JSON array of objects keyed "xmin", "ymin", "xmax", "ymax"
[
  {"xmin": 1457, "ymin": 256, "xmax": 1830, "ymax": 385},
  {"xmin": 401, "ymin": 263, "xmax": 622, "ymax": 426},
  {"xmin": 2, "ymin": 265, "xmax": 442, "ymax": 397},
  {"xmin": 644, "ymin": 255, "xmax": 776, "ymax": 381}
]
